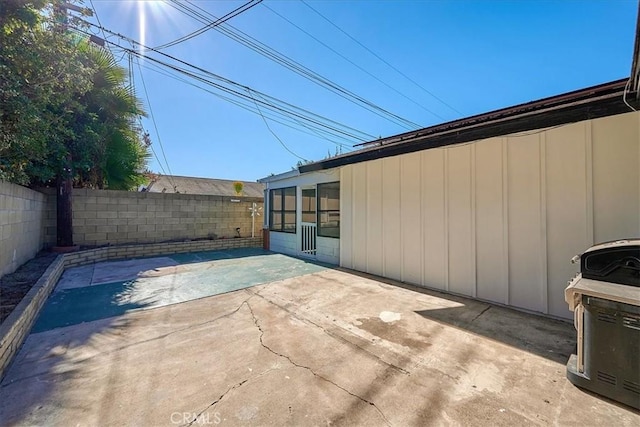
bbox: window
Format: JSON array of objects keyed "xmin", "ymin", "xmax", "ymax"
[
  {"xmin": 301, "ymin": 188, "xmax": 316, "ymax": 223},
  {"xmin": 270, "ymin": 187, "xmax": 296, "ymax": 233},
  {"xmin": 317, "ymin": 182, "xmax": 340, "ymax": 238}
]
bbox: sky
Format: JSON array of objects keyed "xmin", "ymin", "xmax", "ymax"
[{"xmin": 86, "ymin": 0, "xmax": 638, "ymax": 182}]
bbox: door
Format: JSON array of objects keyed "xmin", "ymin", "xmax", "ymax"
[{"xmin": 300, "ymin": 188, "xmax": 317, "ymax": 256}]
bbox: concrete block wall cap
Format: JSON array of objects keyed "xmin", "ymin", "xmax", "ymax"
[{"xmin": 50, "ymin": 245, "xmax": 80, "ymax": 253}]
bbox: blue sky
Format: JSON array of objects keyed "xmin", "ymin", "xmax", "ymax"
[{"xmin": 88, "ymin": 0, "xmax": 638, "ymax": 182}]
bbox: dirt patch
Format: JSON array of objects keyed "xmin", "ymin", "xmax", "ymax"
[{"xmin": 0, "ymin": 252, "xmax": 57, "ymax": 324}]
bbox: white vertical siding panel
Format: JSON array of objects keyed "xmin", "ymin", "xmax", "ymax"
[
  {"xmin": 539, "ymin": 133, "xmax": 548, "ymax": 314},
  {"xmin": 401, "ymin": 153, "xmax": 422, "ymax": 285},
  {"xmin": 585, "ymin": 121, "xmax": 594, "ymax": 247},
  {"xmin": 447, "ymin": 145, "xmax": 474, "ymax": 297},
  {"xmin": 502, "ymin": 138, "xmax": 510, "ymax": 305},
  {"xmin": 352, "ymin": 163, "xmax": 368, "ymax": 271},
  {"xmin": 592, "ymin": 112, "xmax": 640, "ymax": 241},
  {"xmin": 420, "ymin": 150, "xmax": 426, "ymax": 287},
  {"xmin": 507, "ymin": 134, "xmax": 544, "ymax": 312},
  {"xmin": 340, "ymin": 166, "xmax": 353, "ymax": 268},
  {"xmin": 422, "ymin": 150, "xmax": 447, "ymax": 290},
  {"xmin": 474, "ymin": 138, "xmax": 507, "ymax": 303},
  {"xmin": 334, "ymin": 111, "xmax": 638, "ymax": 320},
  {"xmin": 470, "ymin": 145, "xmax": 477, "ymax": 297},
  {"xmin": 545, "ymin": 122, "xmax": 588, "ymax": 318},
  {"xmin": 382, "ymin": 157, "xmax": 402, "ymax": 281},
  {"xmin": 444, "ymin": 149, "xmax": 449, "ymax": 291},
  {"xmin": 366, "ymin": 160, "xmax": 384, "ymax": 276}
]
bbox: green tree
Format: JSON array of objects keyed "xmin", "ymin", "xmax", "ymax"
[
  {"xmin": 0, "ymin": 0, "xmax": 93, "ymax": 184},
  {"xmin": 0, "ymin": 0, "xmax": 149, "ymax": 190},
  {"xmin": 54, "ymin": 45, "xmax": 150, "ymax": 190}
]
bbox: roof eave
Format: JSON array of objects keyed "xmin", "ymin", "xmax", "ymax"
[
  {"xmin": 257, "ymin": 169, "xmax": 300, "ymax": 183},
  {"xmin": 300, "ymin": 80, "xmax": 637, "ymax": 173}
]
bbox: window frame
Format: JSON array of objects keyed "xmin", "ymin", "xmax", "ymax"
[
  {"xmin": 300, "ymin": 188, "xmax": 317, "ymax": 224},
  {"xmin": 317, "ymin": 181, "xmax": 340, "ymax": 238},
  {"xmin": 269, "ymin": 187, "xmax": 296, "ymax": 233}
]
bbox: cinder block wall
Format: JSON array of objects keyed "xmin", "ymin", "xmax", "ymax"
[
  {"xmin": 42, "ymin": 189, "xmax": 264, "ymax": 247},
  {"xmin": 0, "ymin": 182, "xmax": 47, "ymax": 277}
]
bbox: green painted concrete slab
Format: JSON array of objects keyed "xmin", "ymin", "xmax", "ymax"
[{"xmin": 33, "ymin": 249, "xmax": 327, "ymax": 333}]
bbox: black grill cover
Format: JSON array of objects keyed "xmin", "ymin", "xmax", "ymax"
[{"xmin": 580, "ymin": 240, "xmax": 640, "ymax": 287}]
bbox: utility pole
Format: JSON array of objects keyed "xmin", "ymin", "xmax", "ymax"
[
  {"xmin": 53, "ymin": 1, "xmax": 91, "ymax": 249},
  {"xmin": 56, "ymin": 155, "xmax": 74, "ymax": 247}
]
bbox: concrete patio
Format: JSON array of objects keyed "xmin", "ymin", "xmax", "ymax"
[{"xmin": 0, "ymin": 250, "xmax": 638, "ymax": 426}]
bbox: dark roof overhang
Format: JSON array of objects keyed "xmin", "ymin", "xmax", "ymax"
[{"xmin": 299, "ymin": 78, "xmax": 639, "ymax": 173}]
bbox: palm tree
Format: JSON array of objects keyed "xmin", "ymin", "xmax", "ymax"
[
  {"xmin": 54, "ymin": 42, "xmax": 150, "ymax": 246},
  {"xmin": 77, "ymin": 46, "xmax": 150, "ymax": 190}
]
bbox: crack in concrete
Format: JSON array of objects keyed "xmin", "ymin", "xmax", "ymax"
[
  {"xmin": 185, "ymin": 365, "xmax": 279, "ymax": 426},
  {"xmin": 248, "ymin": 289, "xmax": 410, "ymax": 376},
  {"xmin": 245, "ymin": 301, "xmax": 392, "ymax": 427},
  {"xmin": 471, "ymin": 306, "xmax": 491, "ymax": 322},
  {"xmin": 181, "ymin": 301, "xmax": 285, "ymax": 427},
  {"xmin": 184, "ymin": 378, "xmax": 248, "ymax": 427}
]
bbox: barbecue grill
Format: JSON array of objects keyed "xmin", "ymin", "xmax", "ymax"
[{"xmin": 565, "ymin": 239, "xmax": 640, "ymax": 409}]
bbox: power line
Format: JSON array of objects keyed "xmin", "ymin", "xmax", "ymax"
[
  {"xmin": 89, "ymin": 3, "xmax": 178, "ymax": 190},
  {"xmin": 125, "ymin": 45, "xmax": 169, "ymax": 180},
  {"xmin": 131, "ymin": 53, "xmax": 354, "ymax": 150},
  {"xmin": 164, "ymin": 0, "xmax": 422, "ymax": 131},
  {"xmin": 88, "ymin": 0, "xmax": 108, "ymax": 44},
  {"xmin": 134, "ymin": 56, "xmax": 178, "ymax": 191},
  {"xmin": 176, "ymin": 0, "xmax": 422, "ymax": 129},
  {"xmin": 246, "ymin": 89, "xmax": 307, "ymax": 161},
  {"xmin": 126, "ymin": 52, "xmax": 170, "ymax": 180},
  {"xmin": 300, "ymin": 0, "xmax": 463, "ymax": 117},
  {"xmin": 138, "ymin": 116, "xmax": 170, "ymax": 178},
  {"xmin": 155, "ymin": 0, "xmax": 263, "ymax": 50},
  {"xmin": 136, "ymin": 49, "xmax": 367, "ymax": 142},
  {"xmin": 623, "ymin": 76, "xmax": 638, "ymax": 112},
  {"xmin": 262, "ymin": 2, "xmax": 447, "ymax": 122},
  {"xmin": 81, "ymin": 23, "xmax": 373, "ymax": 142},
  {"xmin": 75, "ymin": 23, "xmax": 373, "ymax": 145}
]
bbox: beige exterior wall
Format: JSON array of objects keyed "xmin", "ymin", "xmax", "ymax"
[
  {"xmin": 42, "ymin": 189, "xmax": 263, "ymax": 247},
  {"xmin": 341, "ymin": 111, "xmax": 640, "ymax": 319},
  {"xmin": 0, "ymin": 182, "xmax": 46, "ymax": 277}
]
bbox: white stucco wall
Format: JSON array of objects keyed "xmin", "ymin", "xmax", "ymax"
[
  {"xmin": 268, "ymin": 232, "xmax": 339, "ymax": 264},
  {"xmin": 316, "ymin": 236, "xmax": 340, "ymax": 265},
  {"xmin": 269, "ymin": 231, "xmax": 296, "ymax": 255},
  {"xmin": 340, "ymin": 111, "xmax": 640, "ymax": 319}
]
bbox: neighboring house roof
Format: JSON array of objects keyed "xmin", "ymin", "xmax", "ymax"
[
  {"xmin": 144, "ymin": 175, "xmax": 264, "ymax": 198},
  {"xmin": 300, "ymin": 78, "xmax": 640, "ymax": 173}
]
